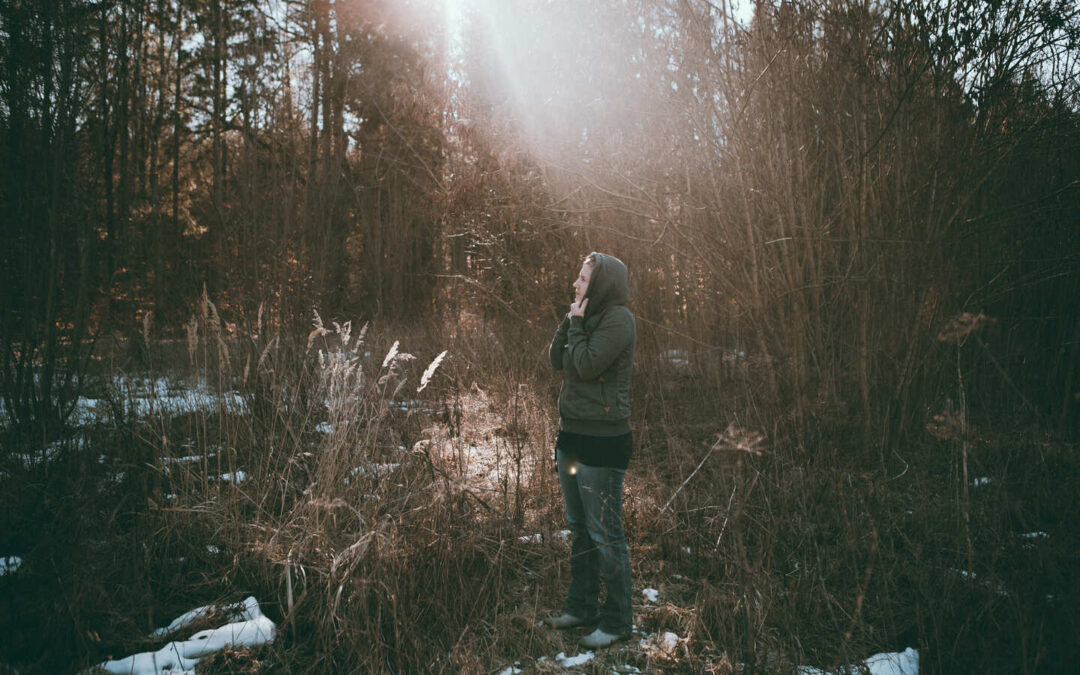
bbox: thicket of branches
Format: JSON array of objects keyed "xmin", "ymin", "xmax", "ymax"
[
  {"xmin": 3, "ymin": 2, "xmax": 1080, "ymax": 673},
  {"xmin": 2, "ymin": 0, "xmax": 1078, "ymax": 446}
]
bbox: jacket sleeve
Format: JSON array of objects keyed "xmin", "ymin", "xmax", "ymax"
[
  {"xmin": 549, "ymin": 315, "xmax": 571, "ymax": 370},
  {"xmin": 566, "ymin": 309, "xmax": 634, "ymax": 380}
]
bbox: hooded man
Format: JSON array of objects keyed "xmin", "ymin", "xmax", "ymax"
[{"xmin": 545, "ymin": 252, "xmax": 636, "ymax": 648}]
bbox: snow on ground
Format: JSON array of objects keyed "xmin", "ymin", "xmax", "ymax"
[
  {"xmin": 640, "ymin": 631, "xmax": 681, "ymax": 657},
  {"xmin": 218, "ymin": 471, "xmax": 247, "ymax": 484},
  {"xmin": 641, "ymin": 588, "xmax": 659, "ymax": 603},
  {"xmin": 798, "ymin": 647, "xmax": 918, "ymax": 675},
  {"xmin": 71, "ymin": 377, "xmax": 248, "ymax": 427},
  {"xmin": 419, "ymin": 390, "xmax": 542, "ymax": 496},
  {"xmin": 555, "ymin": 650, "xmax": 595, "ymax": 667},
  {"xmin": 1, "ymin": 556, "xmax": 22, "ymax": 576},
  {"xmin": 660, "ymin": 349, "xmax": 691, "ymax": 368},
  {"xmin": 17, "ymin": 437, "xmax": 89, "ymax": 468},
  {"xmin": 95, "ymin": 596, "xmax": 275, "ymax": 675},
  {"xmin": 533, "ymin": 650, "xmax": 597, "ymax": 668},
  {"xmin": 1020, "ymin": 531, "xmax": 1049, "ymax": 550},
  {"xmin": 950, "ymin": 567, "xmax": 1008, "ymax": 596},
  {"xmin": 517, "ymin": 529, "xmax": 571, "ymax": 545},
  {"xmin": 343, "ymin": 463, "xmax": 399, "ymax": 485},
  {"xmin": 159, "ymin": 455, "xmax": 214, "ymax": 475},
  {"xmin": 149, "ymin": 596, "xmax": 263, "ymax": 638},
  {"xmin": 7, "ymin": 376, "xmax": 250, "ymax": 470}
]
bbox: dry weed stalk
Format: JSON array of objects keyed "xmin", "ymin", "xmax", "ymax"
[
  {"xmin": 185, "ymin": 314, "xmax": 198, "ymax": 367},
  {"xmin": 926, "ymin": 404, "xmax": 967, "ymax": 441},
  {"xmin": 937, "ymin": 312, "xmax": 996, "ymax": 345},
  {"xmin": 256, "ymin": 334, "xmax": 277, "ymax": 374},
  {"xmin": 381, "ymin": 340, "xmax": 399, "ymax": 368},
  {"xmin": 662, "ymin": 422, "xmax": 766, "ymax": 512},
  {"xmin": 200, "ymin": 285, "xmax": 230, "ymax": 372},
  {"xmin": 418, "ymin": 350, "xmax": 448, "ymax": 393},
  {"xmin": 141, "ymin": 310, "xmax": 153, "ymax": 351},
  {"xmin": 716, "ymin": 422, "xmax": 766, "ymax": 455},
  {"xmin": 307, "ymin": 308, "xmax": 329, "ymax": 353}
]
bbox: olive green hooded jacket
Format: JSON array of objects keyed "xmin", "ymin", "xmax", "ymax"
[{"xmin": 549, "ymin": 253, "xmax": 636, "ymax": 436}]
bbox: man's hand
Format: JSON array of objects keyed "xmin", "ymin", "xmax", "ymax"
[{"xmin": 569, "ymin": 298, "xmax": 589, "ymax": 318}]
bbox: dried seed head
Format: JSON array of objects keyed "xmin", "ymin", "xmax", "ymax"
[
  {"xmin": 185, "ymin": 314, "xmax": 198, "ymax": 368},
  {"xmin": 307, "ymin": 308, "xmax": 330, "ymax": 354},
  {"xmin": 257, "ymin": 334, "xmax": 277, "ymax": 373},
  {"xmin": 716, "ymin": 422, "xmax": 766, "ymax": 455},
  {"xmin": 418, "ymin": 350, "xmax": 447, "ymax": 393},
  {"xmin": 141, "ymin": 311, "xmax": 153, "ymax": 351},
  {"xmin": 937, "ymin": 312, "xmax": 995, "ymax": 345},
  {"xmin": 381, "ymin": 341, "xmax": 400, "ymax": 368}
]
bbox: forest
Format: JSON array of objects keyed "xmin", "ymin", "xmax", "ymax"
[{"xmin": 1, "ymin": 0, "xmax": 1079, "ymax": 672}]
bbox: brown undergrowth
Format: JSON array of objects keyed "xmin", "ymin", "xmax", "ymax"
[{"xmin": 1, "ymin": 301, "xmax": 1078, "ymax": 674}]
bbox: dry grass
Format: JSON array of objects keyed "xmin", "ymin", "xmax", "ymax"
[{"xmin": 1, "ymin": 297, "xmax": 1078, "ymax": 674}]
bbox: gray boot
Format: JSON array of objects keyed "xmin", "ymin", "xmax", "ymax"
[
  {"xmin": 580, "ymin": 627, "xmax": 628, "ymax": 649},
  {"xmin": 543, "ymin": 613, "xmax": 597, "ymax": 630}
]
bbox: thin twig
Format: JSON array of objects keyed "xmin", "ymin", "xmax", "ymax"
[{"xmin": 662, "ymin": 440, "xmax": 719, "ymax": 512}]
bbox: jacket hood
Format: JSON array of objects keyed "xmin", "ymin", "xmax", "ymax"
[{"xmin": 584, "ymin": 252, "xmax": 630, "ymax": 318}]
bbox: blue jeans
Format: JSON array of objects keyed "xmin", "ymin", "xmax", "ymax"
[{"xmin": 556, "ymin": 448, "xmax": 633, "ymax": 636}]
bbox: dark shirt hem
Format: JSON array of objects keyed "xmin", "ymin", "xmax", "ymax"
[{"xmin": 556, "ymin": 429, "xmax": 632, "ymax": 470}]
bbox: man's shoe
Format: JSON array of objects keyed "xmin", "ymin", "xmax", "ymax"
[
  {"xmin": 543, "ymin": 613, "xmax": 597, "ymax": 630},
  {"xmin": 580, "ymin": 628, "xmax": 629, "ymax": 649}
]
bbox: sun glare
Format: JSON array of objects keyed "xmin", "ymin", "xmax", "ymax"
[
  {"xmin": 434, "ymin": 0, "xmax": 756, "ymax": 159},
  {"xmin": 442, "ymin": 0, "xmax": 465, "ymax": 51}
]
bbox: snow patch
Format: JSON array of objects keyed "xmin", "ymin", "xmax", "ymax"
[
  {"xmin": 71, "ymin": 377, "xmax": 249, "ymax": 428},
  {"xmin": 639, "ymin": 631, "xmax": 681, "ymax": 656},
  {"xmin": 99, "ymin": 597, "xmax": 275, "ymax": 675},
  {"xmin": 219, "ymin": 471, "xmax": 247, "ymax": 484},
  {"xmin": 343, "ymin": 463, "xmax": 399, "ymax": 485},
  {"xmin": 149, "ymin": 596, "xmax": 262, "ymax": 639},
  {"xmin": 160, "ymin": 455, "xmax": 214, "ymax": 475},
  {"xmin": 798, "ymin": 648, "xmax": 918, "ymax": 675},
  {"xmin": 660, "ymin": 349, "xmax": 691, "ymax": 368},
  {"xmin": 556, "ymin": 650, "xmax": 595, "ymax": 667},
  {"xmin": 642, "ymin": 588, "xmax": 659, "ymax": 603},
  {"xmin": 1020, "ymin": 531, "xmax": 1049, "ymax": 550},
  {"xmin": 16, "ymin": 441, "xmax": 63, "ymax": 468},
  {"xmin": 518, "ymin": 533, "xmax": 543, "ymax": 544},
  {"xmin": 1, "ymin": 556, "xmax": 22, "ymax": 576},
  {"xmin": 972, "ymin": 477, "xmax": 991, "ymax": 487}
]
